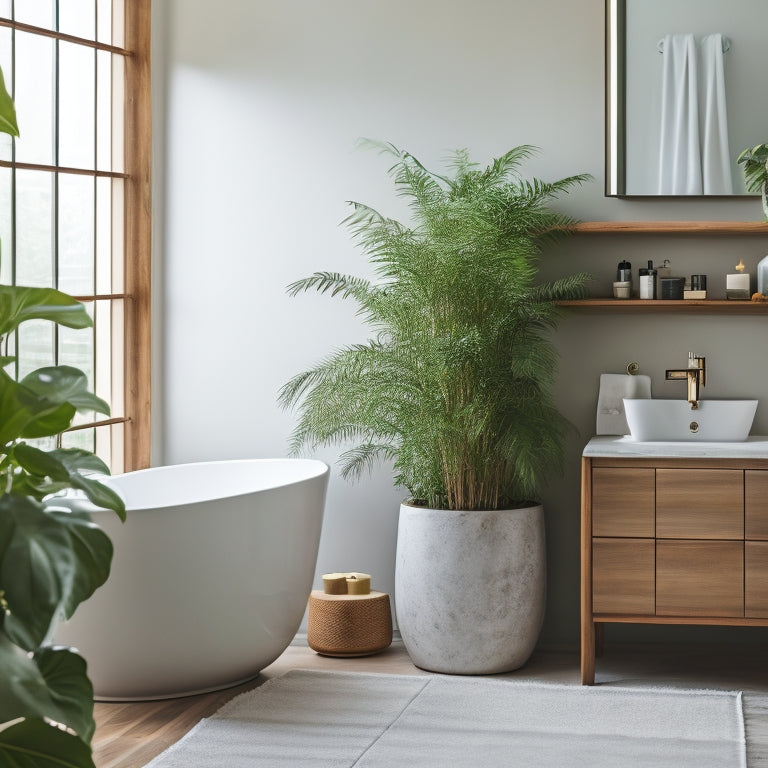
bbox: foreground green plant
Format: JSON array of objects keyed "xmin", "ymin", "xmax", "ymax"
[
  {"xmin": 737, "ymin": 143, "xmax": 768, "ymax": 220},
  {"xmin": 280, "ymin": 142, "xmax": 590, "ymax": 510},
  {"xmin": 0, "ymin": 66, "xmax": 125, "ymax": 768}
]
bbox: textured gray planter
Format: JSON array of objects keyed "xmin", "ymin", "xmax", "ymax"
[{"xmin": 395, "ymin": 502, "xmax": 546, "ymax": 674}]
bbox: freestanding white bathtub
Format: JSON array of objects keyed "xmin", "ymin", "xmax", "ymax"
[{"xmin": 54, "ymin": 458, "xmax": 329, "ymax": 700}]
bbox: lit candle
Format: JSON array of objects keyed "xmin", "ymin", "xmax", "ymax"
[{"xmin": 726, "ymin": 259, "xmax": 750, "ymax": 300}]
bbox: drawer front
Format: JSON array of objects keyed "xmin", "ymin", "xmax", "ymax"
[
  {"xmin": 656, "ymin": 469, "xmax": 743, "ymax": 540},
  {"xmin": 592, "ymin": 538, "xmax": 655, "ymax": 615},
  {"xmin": 746, "ymin": 471, "xmax": 768, "ymax": 540},
  {"xmin": 656, "ymin": 540, "xmax": 743, "ymax": 617},
  {"xmin": 592, "ymin": 468, "xmax": 655, "ymax": 538},
  {"xmin": 746, "ymin": 541, "xmax": 768, "ymax": 617}
]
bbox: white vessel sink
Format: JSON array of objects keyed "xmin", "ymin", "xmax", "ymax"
[{"xmin": 623, "ymin": 398, "xmax": 758, "ymax": 442}]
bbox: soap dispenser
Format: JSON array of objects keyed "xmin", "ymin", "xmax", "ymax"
[{"xmin": 638, "ymin": 260, "xmax": 657, "ymax": 299}]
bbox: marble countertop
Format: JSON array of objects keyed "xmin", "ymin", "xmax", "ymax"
[{"xmin": 583, "ymin": 435, "xmax": 768, "ymax": 459}]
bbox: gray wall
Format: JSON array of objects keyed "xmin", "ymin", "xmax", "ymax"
[{"xmin": 153, "ymin": 0, "xmax": 768, "ymax": 649}]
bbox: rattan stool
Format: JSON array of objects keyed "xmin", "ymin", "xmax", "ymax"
[{"xmin": 307, "ymin": 590, "xmax": 393, "ymax": 657}]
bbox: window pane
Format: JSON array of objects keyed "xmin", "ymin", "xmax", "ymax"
[
  {"xmin": 15, "ymin": 170, "xmax": 53, "ymax": 287},
  {"xmin": 59, "ymin": 42, "xmax": 95, "ymax": 170},
  {"xmin": 110, "ymin": 177, "xmax": 124, "ymax": 292},
  {"xmin": 94, "ymin": 296, "xmax": 112, "ymax": 404},
  {"xmin": 102, "ymin": 420, "xmax": 124, "ymax": 474},
  {"xmin": 58, "ymin": 0, "xmax": 96, "ymax": 41},
  {"xmin": 13, "ymin": 0, "xmax": 55, "ymax": 30},
  {"xmin": 14, "ymin": 32, "xmax": 54, "ymax": 166},
  {"xmin": 108, "ymin": 0, "xmax": 124, "ymax": 49},
  {"xmin": 96, "ymin": 0, "xmax": 113, "ymax": 45},
  {"xmin": 0, "ymin": 167, "xmax": 11, "ymax": 283},
  {"xmin": 59, "ymin": 320, "xmax": 93, "ymax": 386},
  {"xmin": 109, "ymin": 296, "xmax": 124, "ymax": 416},
  {"xmin": 61, "ymin": 427, "xmax": 95, "ymax": 454},
  {"xmin": 17, "ymin": 318, "xmax": 54, "ymax": 379},
  {"xmin": 0, "ymin": 2, "xmax": 11, "ymax": 19},
  {"xmin": 58, "ymin": 173, "xmax": 95, "ymax": 295},
  {"xmin": 110, "ymin": 54, "xmax": 124, "ymax": 174},
  {"xmin": 96, "ymin": 50, "xmax": 111, "ymax": 171}
]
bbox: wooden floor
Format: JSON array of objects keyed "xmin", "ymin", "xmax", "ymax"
[{"xmin": 93, "ymin": 638, "xmax": 768, "ymax": 767}]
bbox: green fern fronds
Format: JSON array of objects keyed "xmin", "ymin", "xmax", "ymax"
[{"xmin": 281, "ymin": 143, "xmax": 592, "ymax": 510}]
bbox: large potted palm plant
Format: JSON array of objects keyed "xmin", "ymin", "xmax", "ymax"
[{"xmin": 280, "ymin": 142, "xmax": 590, "ymax": 673}]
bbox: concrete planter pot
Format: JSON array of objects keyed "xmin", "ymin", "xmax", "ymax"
[{"xmin": 395, "ymin": 502, "xmax": 546, "ymax": 675}]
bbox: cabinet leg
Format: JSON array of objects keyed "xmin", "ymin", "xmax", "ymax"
[
  {"xmin": 595, "ymin": 622, "xmax": 605, "ymax": 658},
  {"xmin": 580, "ymin": 618, "xmax": 596, "ymax": 685}
]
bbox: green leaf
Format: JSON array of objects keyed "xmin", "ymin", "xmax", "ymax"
[
  {"xmin": 0, "ymin": 495, "xmax": 113, "ymax": 649},
  {"xmin": 20, "ymin": 367, "xmax": 110, "ymax": 415},
  {"xmin": 0, "ymin": 369, "xmax": 62, "ymax": 446},
  {"xmin": 0, "ymin": 65, "xmax": 19, "ymax": 138},
  {"xmin": 0, "ymin": 718, "xmax": 95, "ymax": 768},
  {"xmin": 47, "ymin": 450, "xmax": 111, "ymax": 478},
  {"xmin": 43, "ymin": 508, "xmax": 115, "ymax": 616},
  {"xmin": 0, "ymin": 286, "xmax": 90, "ymax": 340},
  {"xmin": 11, "ymin": 447, "xmax": 125, "ymax": 519},
  {"xmin": 15, "ymin": 444, "xmax": 71, "ymax": 481},
  {"xmin": 0, "ymin": 637, "xmax": 95, "ymax": 742},
  {"xmin": 62, "ymin": 476, "xmax": 125, "ymax": 521}
]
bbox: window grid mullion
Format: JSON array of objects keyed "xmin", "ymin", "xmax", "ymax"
[
  {"xmin": 10, "ymin": 10, "xmax": 18, "ymax": 382},
  {"xmin": 53, "ymin": 23, "xmax": 60, "ymax": 371},
  {"xmin": 92, "ymin": 9, "xmax": 99, "ymax": 454}
]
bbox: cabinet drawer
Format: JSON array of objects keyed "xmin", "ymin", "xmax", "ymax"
[
  {"xmin": 592, "ymin": 538, "xmax": 654, "ymax": 615},
  {"xmin": 746, "ymin": 541, "xmax": 768, "ymax": 617},
  {"xmin": 656, "ymin": 469, "xmax": 743, "ymax": 539},
  {"xmin": 592, "ymin": 468, "xmax": 654, "ymax": 537},
  {"xmin": 656, "ymin": 541, "xmax": 743, "ymax": 617},
  {"xmin": 746, "ymin": 471, "xmax": 768, "ymax": 540}
]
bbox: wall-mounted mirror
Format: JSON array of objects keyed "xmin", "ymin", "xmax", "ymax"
[{"xmin": 606, "ymin": 0, "xmax": 767, "ymax": 197}]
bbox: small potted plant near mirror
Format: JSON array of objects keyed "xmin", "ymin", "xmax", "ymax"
[
  {"xmin": 737, "ymin": 142, "xmax": 768, "ymax": 220},
  {"xmin": 738, "ymin": 143, "xmax": 768, "ymax": 297},
  {"xmin": 280, "ymin": 141, "xmax": 590, "ymax": 674},
  {"xmin": 0, "ymin": 65, "xmax": 125, "ymax": 768}
]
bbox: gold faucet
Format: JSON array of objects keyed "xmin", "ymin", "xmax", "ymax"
[{"xmin": 665, "ymin": 353, "xmax": 706, "ymax": 409}]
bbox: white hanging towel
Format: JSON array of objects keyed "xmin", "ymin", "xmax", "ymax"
[
  {"xmin": 595, "ymin": 373, "xmax": 652, "ymax": 436},
  {"xmin": 699, "ymin": 33, "xmax": 733, "ymax": 194},
  {"xmin": 658, "ymin": 33, "xmax": 702, "ymax": 194}
]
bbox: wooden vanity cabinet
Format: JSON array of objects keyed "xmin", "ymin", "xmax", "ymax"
[{"xmin": 581, "ymin": 457, "xmax": 768, "ymax": 685}]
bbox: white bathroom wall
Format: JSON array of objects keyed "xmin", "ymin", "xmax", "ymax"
[{"xmin": 154, "ymin": 0, "xmax": 768, "ymax": 647}]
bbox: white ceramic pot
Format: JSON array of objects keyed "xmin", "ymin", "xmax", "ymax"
[{"xmin": 395, "ymin": 502, "xmax": 545, "ymax": 674}]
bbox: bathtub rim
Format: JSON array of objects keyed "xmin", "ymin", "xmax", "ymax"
[{"xmin": 66, "ymin": 457, "xmax": 329, "ymax": 514}]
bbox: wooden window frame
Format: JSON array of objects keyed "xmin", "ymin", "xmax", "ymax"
[
  {"xmin": 123, "ymin": 0, "xmax": 151, "ymax": 470},
  {"xmin": 0, "ymin": 0, "xmax": 152, "ymax": 471}
]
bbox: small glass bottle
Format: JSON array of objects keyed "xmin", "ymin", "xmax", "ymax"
[{"xmin": 638, "ymin": 260, "xmax": 657, "ymax": 299}]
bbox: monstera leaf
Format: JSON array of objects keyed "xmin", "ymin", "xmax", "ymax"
[
  {"xmin": 0, "ymin": 495, "xmax": 113, "ymax": 651},
  {"xmin": 13, "ymin": 446, "xmax": 125, "ymax": 516},
  {"xmin": 0, "ymin": 638, "xmax": 95, "ymax": 740},
  {"xmin": 0, "ymin": 719, "xmax": 95, "ymax": 768},
  {"xmin": 0, "ymin": 286, "xmax": 91, "ymax": 339}
]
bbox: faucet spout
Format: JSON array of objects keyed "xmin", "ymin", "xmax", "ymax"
[{"xmin": 665, "ymin": 353, "xmax": 706, "ymax": 409}]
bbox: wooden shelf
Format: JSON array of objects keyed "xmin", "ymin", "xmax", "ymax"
[
  {"xmin": 557, "ymin": 299, "xmax": 768, "ymax": 314},
  {"xmin": 574, "ymin": 221, "xmax": 768, "ymax": 235}
]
